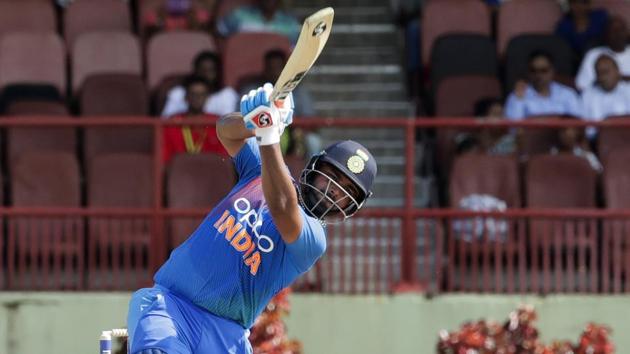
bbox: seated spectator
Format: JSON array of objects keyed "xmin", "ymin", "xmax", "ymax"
[
  {"xmin": 581, "ymin": 54, "xmax": 630, "ymax": 121},
  {"xmin": 456, "ymin": 98, "xmax": 517, "ymax": 156},
  {"xmin": 143, "ymin": 0, "xmax": 213, "ymax": 36},
  {"xmin": 216, "ymin": 0, "xmax": 300, "ymax": 44},
  {"xmin": 238, "ymin": 48, "xmax": 320, "ymax": 157},
  {"xmin": 163, "ymin": 75, "xmax": 227, "ymax": 164},
  {"xmin": 555, "ymin": 0, "xmax": 609, "ymax": 55},
  {"xmin": 505, "ymin": 50, "xmax": 581, "ymax": 120},
  {"xmin": 551, "ymin": 120, "xmax": 603, "ymax": 172},
  {"xmin": 576, "ymin": 15, "xmax": 630, "ymax": 90},
  {"xmin": 162, "ymin": 51, "xmax": 239, "ymax": 118}
]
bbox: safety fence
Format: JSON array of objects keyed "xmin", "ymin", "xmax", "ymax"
[{"xmin": 0, "ymin": 116, "xmax": 629, "ymax": 294}]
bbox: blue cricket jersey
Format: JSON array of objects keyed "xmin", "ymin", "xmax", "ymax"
[{"xmin": 154, "ymin": 138, "xmax": 326, "ymax": 329}]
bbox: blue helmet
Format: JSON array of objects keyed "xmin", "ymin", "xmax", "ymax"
[{"xmin": 298, "ymin": 140, "xmax": 377, "ymax": 221}]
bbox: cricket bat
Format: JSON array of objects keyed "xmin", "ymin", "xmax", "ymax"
[{"xmin": 270, "ymin": 7, "xmax": 334, "ymax": 102}]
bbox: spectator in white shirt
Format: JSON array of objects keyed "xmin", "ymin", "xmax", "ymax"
[
  {"xmin": 162, "ymin": 51, "xmax": 239, "ymax": 118},
  {"xmin": 582, "ymin": 54, "xmax": 630, "ymax": 121},
  {"xmin": 575, "ymin": 15, "xmax": 630, "ymax": 91},
  {"xmin": 505, "ymin": 50, "xmax": 581, "ymax": 120}
]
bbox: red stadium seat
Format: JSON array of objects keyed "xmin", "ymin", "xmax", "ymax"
[
  {"xmin": 421, "ymin": 0, "xmax": 491, "ymax": 65},
  {"xmin": 0, "ymin": 1, "xmax": 56, "ymax": 34},
  {"xmin": 80, "ymin": 73, "xmax": 152, "ymax": 163},
  {"xmin": 223, "ymin": 32, "xmax": 291, "ymax": 88},
  {"xmin": 64, "ymin": 0, "xmax": 132, "ymax": 49},
  {"xmin": 166, "ymin": 153, "xmax": 236, "ymax": 248},
  {"xmin": 497, "ymin": 0, "xmax": 563, "ymax": 57},
  {"xmin": 5, "ymin": 101, "xmax": 76, "ymax": 166},
  {"xmin": 72, "ymin": 32, "xmax": 142, "ymax": 93},
  {"xmin": 526, "ymin": 154, "xmax": 597, "ymax": 208},
  {"xmin": 598, "ymin": 116, "xmax": 630, "ymax": 167},
  {"xmin": 87, "ymin": 153, "xmax": 154, "ymax": 289},
  {"xmin": 0, "ymin": 33, "xmax": 66, "ymax": 96},
  {"xmin": 146, "ymin": 31, "xmax": 216, "ymax": 91},
  {"xmin": 8, "ymin": 152, "xmax": 83, "ymax": 290},
  {"xmin": 604, "ymin": 147, "xmax": 630, "ymax": 209},
  {"xmin": 450, "ymin": 154, "xmax": 521, "ymax": 208},
  {"xmin": 435, "ymin": 75, "xmax": 502, "ymax": 117}
]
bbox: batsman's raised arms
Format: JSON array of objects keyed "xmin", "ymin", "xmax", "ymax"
[{"xmin": 270, "ymin": 7, "xmax": 334, "ymax": 102}]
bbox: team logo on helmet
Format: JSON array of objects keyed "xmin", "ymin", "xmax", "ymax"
[{"xmin": 347, "ymin": 155, "xmax": 365, "ymax": 174}]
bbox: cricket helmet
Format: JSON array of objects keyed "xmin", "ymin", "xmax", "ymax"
[{"xmin": 298, "ymin": 140, "xmax": 377, "ymax": 221}]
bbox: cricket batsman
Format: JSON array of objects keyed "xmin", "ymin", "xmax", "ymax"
[{"xmin": 126, "ymin": 83, "xmax": 377, "ymax": 354}]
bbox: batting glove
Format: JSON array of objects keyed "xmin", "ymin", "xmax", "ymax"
[{"xmin": 241, "ymin": 83, "xmax": 294, "ymax": 146}]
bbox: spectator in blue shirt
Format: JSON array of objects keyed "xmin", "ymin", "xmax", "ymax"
[
  {"xmin": 555, "ymin": 0, "xmax": 609, "ymax": 55},
  {"xmin": 505, "ymin": 50, "xmax": 582, "ymax": 120}
]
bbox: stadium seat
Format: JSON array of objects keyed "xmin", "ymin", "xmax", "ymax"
[
  {"xmin": 80, "ymin": 73, "xmax": 152, "ymax": 163},
  {"xmin": 146, "ymin": 31, "xmax": 216, "ymax": 91},
  {"xmin": 449, "ymin": 154, "xmax": 520, "ymax": 208},
  {"xmin": 0, "ymin": 33, "xmax": 66, "ymax": 96},
  {"xmin": 0, "ymin": 1, "xmax": 56, "ymax": 35},
  {"xmin": 430, "ymin": 34, "xmax": 498, "ymax": 93},
  {"xmin": 421, "ymin": 0, "xmax": 491, "ymax": 65},
  {"xmin": 497, "ymin": 0, "xmax": 563, "ymax": 57},
  {"xmin": 80, "ymin": 74, "xmax": 149, "ymax": 116},
  {"xmin": 604, "ymin": 147, "xmax": 630, "ymax": 209},
  {"xmin": 166, "ymin": 153, "xmax": 236, "ymax": 247},
  {"xmin": 504, "ymin": 34, "xmax": 575, "ymax": 92},
  {"xmin": 598, "ymin": 115, "xmax": 630, "ymax": 167},
  {"xmin": 6, "ymin": 101, "xmax": 76, "ymax": 166},
  {"xmin": 222, "ymin": 32, "xmax": 291, "ymax": 88},
  {"xmin": 72, "ymin": 32, "xmax": 142, "ymax": 93},
  {"xmin": 63, "ymin": 0, "xmax": 132, "ymax": 49},
  {"xmin": 87, "ymin": 153, "xmax": 154, "ymax": 289},
  {"xmin": 591, "ymin": 0, "xmax": 630, "ymax": 25},
  {"xmin": 518, "ymin": 118, "xmax": 563, "ymax": 157},
  {"xmin": 435, "ymin": 75, "xmax": 502, "ymax": 117},
  {"xmin": 526, "ymin": 154, "xmax": 597, "ymax": 208},
  {"xmin": 8, "ymin": 152, "xmax": 83, "ymax": 290}
]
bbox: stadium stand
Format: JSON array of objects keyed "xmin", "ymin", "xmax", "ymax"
[{"xmin": 63, "ymin": 0, "xmax": 132, "ymax": 49}]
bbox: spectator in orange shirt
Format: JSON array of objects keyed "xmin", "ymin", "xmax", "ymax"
[
  {"xmin": 143, "ymin": 0, "xmax": 214, "ymax": 37},
  {"xmin": 163, "ymin": 75, "xmax": 227, "ymax": 163}
]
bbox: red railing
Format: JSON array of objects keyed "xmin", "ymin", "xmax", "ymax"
[{"xmin": 0, "ymin": 116, "xmax": 629, "ymax": 294}]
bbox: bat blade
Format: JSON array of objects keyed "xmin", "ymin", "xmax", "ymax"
[{"xmin": 270, "ymin": 7, "xmax": 334, "ymax": 102}]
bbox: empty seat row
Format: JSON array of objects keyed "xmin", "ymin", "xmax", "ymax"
[
  {"xmin": 449, "ymin": 149, "xmax": 630, "ymax": 210},
  {"xmin": 421, "ymin": 0, "xmax": 630, "ymax": 65},
  {"xmin": 0, "ymin": 30, "xmax": 289, "ymax": 103},
  {"xmin": 430, "ymin": 33, "xmax": 576, "ymax": 96}
]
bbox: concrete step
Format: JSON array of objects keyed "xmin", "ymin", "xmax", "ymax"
[
  {"xmin": 306, "ymin": 68, "xmax": 404, "ymax": 85},
  {"xmin": 292, "ymin": 6, "xmax": 394, "ymax": 23},
  {"xmin": 326, "ymin": 28, "xmax": 399, "ymax": 48},
  {"xmin": 318, "ymin": 46, "xmax": 401, "ymax": 65},
  {"xmin": 314, "ymin": 100, "xmax": 413, "ymax": 117},
  {"xmin": 319, "ymin": 127, "xmax": 405, "ymax": 139},
  {"xmin": 308, "ymin": 82, "xmax": 406, "ymax": 101}
]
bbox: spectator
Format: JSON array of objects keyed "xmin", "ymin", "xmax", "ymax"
[
  {"xmin": 555, "ymin": 0, "xmax": 609, "ymax": 55},
  {"xmin": 163, "ymin": 75, "xmax": 227, "ymax": 164},
  {"xmin": 575, "ymin": 15, "xmax": 630, "ymax": 90},
  {"xmin": 143, "ymin": 0, "xmax": 214, "ymax": 36},
  {"xmin": 505, "ymin": 50, "xmax": 581, "ymax": 120},
  {"xmin": 551, "ymin": 119, "xmax": 603, "ymax": 172},
  {"xmin": 162, "ymin": 51, "xmax": 239, "ymax": 118},
  {"xmin": 238, "ymin": 49, "xmax": 320, "ymax": 157},
  {"xmin": 456, "ymin": 98, "xmax": 517, "ymax": 156},
  {"xmin": 582, "ymin": 54, "xmax": 630, "ymax": 121},
  {"xmin": 216, "ymin": 0, "xmax": 300, "ymax": 44}
]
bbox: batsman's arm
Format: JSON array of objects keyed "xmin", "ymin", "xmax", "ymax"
[
  {"xmin": 259, "ymin": 144, "xmax": 303, "ymax": 244},
  {"xmin": 216, "ymin": 112, "xmax": 255, "ymax": 157}
]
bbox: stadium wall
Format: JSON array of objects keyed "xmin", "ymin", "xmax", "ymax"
[{"xmin": 0, "ymin": 293, "xmax": 627, "ymax": 354}]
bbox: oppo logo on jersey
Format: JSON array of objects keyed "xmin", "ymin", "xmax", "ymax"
[{"xmin": 212, "ymin": 197, "xmax": 275, "ymax": 276}]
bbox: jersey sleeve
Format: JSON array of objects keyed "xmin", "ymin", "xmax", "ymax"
[
  {"xmin": 284, "ymin": 212, "xmax": 327, "ymax": 273},
  {"xmin": 233, "ymin": 137, "xmax": 262, "ymax": 181}
]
